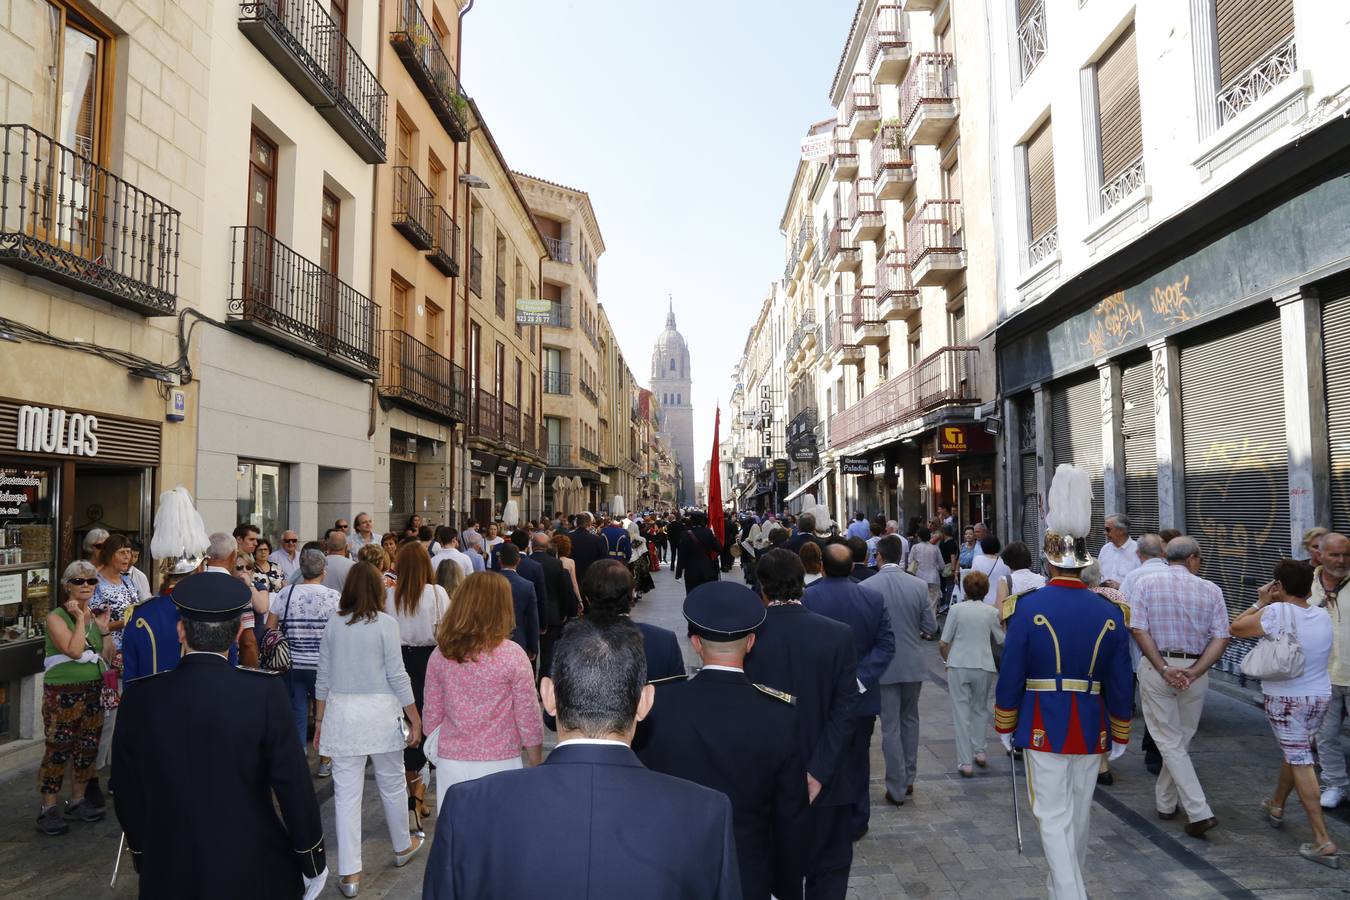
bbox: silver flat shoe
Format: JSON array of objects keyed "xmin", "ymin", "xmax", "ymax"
[
  {"xmin": 338, "ymin": 876, "xmax": 360, "ymax": 897},
  {"xmin": 395, "ymin": 834, "xmax": 424, "ymax": 868}
]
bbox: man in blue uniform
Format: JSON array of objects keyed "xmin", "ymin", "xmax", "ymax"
[
  {"xmin": 121, "ymin": 561, "xmax": 197, "ymax": 683},
  {"xmin": 423, "ymin": 618, "xmax": 741, "ymax": 899},
  {"xmin": 744, "ymin": 549, "xmax": 859, "ymax": 900},
  {"xmin": 600, "ymin": 516, "xmax": 633, "ymax": 564},
  {"xmin": 995, "ymin": 466, "xmax": 1133, "ymax": 900},
  {"xmin": 637, "ymin": 582, "xmax": 808, "ymax": 900},
  {"xmin": 113, "ymin": 572, "xmax": 326, "ymax": 900}
]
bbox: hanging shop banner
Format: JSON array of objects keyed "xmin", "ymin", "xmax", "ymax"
[
  {"xmin": 742, "ymin": 456, "xmax": 766, "ymax": 473},
  {"xmin": 790, "ymin": 439, "xmax": 819, "ymax": 463},
  {"xmin": 514, "ymin": 299, "xmax": 553, "ymax": 325},
  {"xmin": 470, "ymin": 450, "xmax": 500, "ymax": 473},
  {"xmin": 773, "ymin": 459, "xmax": 789, "ymax": 485},
  {"xmin": 871, "ymin": 459, "xmax": 887, "ymax": 476},
  {"xmin": 840, "ymin": 456, "xmax": 870, "ymax": 475},
  {"xmin": 800, "ymin": 132, "xmax": 833, "ymax": 162},
  {"xmin": 936, "ymin": 424, "xmax": 995, "ymax": 457}
]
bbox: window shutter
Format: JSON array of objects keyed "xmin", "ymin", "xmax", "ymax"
[
  {"xmin": 1096, "ymin": 25, "xmax": 1142, "ymax": 181},
  {"xmin": 1018, "ymin": 0, "xmax": 1038, "ymax": 19},
  {"xmin": 1215, "ymin": 0, "xmax": 1295, "ymax": 88},
  {"xmin": 1025, "ymin": 119, "xmax": 1056, "ymax": 240}
]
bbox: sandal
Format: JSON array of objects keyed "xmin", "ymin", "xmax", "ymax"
[
  {"xmin": 973, "ymin": 752, "xmax": 988, "ymax": 768},
  {"xmin": 958, "ymin": 764, "xmax": 973, "ymax": 777},
  {"xmin": 1261, "ymin": 799, "xmax": 1284, "ymax": 829},
  {"xmin": 1298, "ymin": 841, "xmax": 1340, "ymax": 868}
]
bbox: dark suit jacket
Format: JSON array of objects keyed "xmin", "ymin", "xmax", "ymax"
[
  {"xmin": 502, "ymin": 569, "xmax": 541, "ymax": 657},
  {"xmin": 742, "ymin": 604, "xmax": 858, "ymax": 808},
  {"xmin": 783, "ymin": 533, "xmax": 822, "ymax": 556},
  {"xmin": 639, "ymin": 622, "xmax": 687, "ymax": 684},
  {"xmin": 423, "ymin": 743, "xmax": 741, "ymax": 900},
  {"xmin": 676, "ymin": 528, "xmax": 721, "ymax": 592},
  {"xmin": 804, "ymin": 577, "xmax": 896, "ymax": 718},
  {"xmin": 529, "ymin": 550, "xmax": 578, "ymax": 625},
  {"xmin": 568, "ymin": 527, "xmax": 605, "ymax": 582},
  {"xmin": 637, "ymin": 669, "xmax": 807, "ymax": 900},
  {"xmin": 113, "ymin": 654, "xmax": 323, "ymax": 900},
  {"xmin": 850, "ymin": 563, "xmax": 877, "ymax": 582}
]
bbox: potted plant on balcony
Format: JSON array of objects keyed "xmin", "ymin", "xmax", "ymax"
[{"xmin": 880, "ymin": 117, "xmax": 904, "ymax": 148}]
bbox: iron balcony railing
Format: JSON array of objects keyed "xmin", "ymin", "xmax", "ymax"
[
  {"xmin": 501, "ymin": 400, "xmax": 520, "ymax": 447},
  {"xmin": 389, "ymin": 0, "xmax": 469, "ymax": 142},
  {"xmin": 828, "ymin": 217, "xmax": 858, "ymax": 256},
  {"xmin": 0, "ymin": 124, "xmax": 180, "ymax": 316},
  {"xmin": 831, "ymin": 345, "xmax": 978, "ymax": 446},
  {"xmin": 579, "ymin": 447, "xmax": 601, "ymax": 464},
  {"xmin": 872, "ymin": 124, "xmax": 914, "ymax": 181},
  {"xmin": 580, "ymin": 378, "xmax": 597, "ymax": 405},
  {"xmin": 787, "ymin": 406, "xmax": 818, "ymax": 442},
  {"xmin": 1017, "ymin": 0, "xmax": 1048, "ymax": 82},
  {"xmin": 472, "ymin": 387, "xmax": 500, "ymax": 441},
  {"xmin": 378, "ymin": 329, "xmax": 468, "ymax": 421},
  {"xmin": 548, "ymin": 443, "xmax": 572, "ymax": 467},
  {"xmin": 900, "ymin": 52, "xmax": 956, "ymax": 128},
  {"xmin": 876, "ymin": 248, "xmax": 917, "ymax": 304},
  {"xmin": 228, "ymin": 225, "xmax": 378, "ymax": 373},
  {"xmin": 494, "ymin": 274, "xmax": 506, "ymax": 317},
  {"xmin": 582, "ymin": 256, "xmax": 598, "ymax": 290},
  {"xmin": 427, "ymin": 204, "xmax": 460, "ymax": 276},
  {"xmin": 392, "ymin": 166, "xmax": 434, "ymax": 250},
  {"xmin": 543, "ymin": 236, "xmax": 572, "ymax": 263},
  {"xmin": 542, "ymin": 302, "xmax": 571, "ymax": 327},
  {"xmin": 830, "ymin": 133, "xmax": 858, "ymax": 169},
  {"xmin": 847, "ymin": 179, "xmax": 880, "ymax": 224},
  {"xmin": 1027, "ymin": 225, "xmax": 1059, "ymax": 267},
  {"xmin": 822, "ymin": 311, "xmax": 859, "ymax": 353},
  {"xmin": 521, "ymin": 411, "xmax": 537, "ymax": 455},
  {"xmin": 841, "ymin": 73, "xmax": 878, "ymax": 128},
  {"xmin": 906, "ymin": 199, "xmax": 963, "ymax": 265},
  {"xmin": 238, "ymin": 0, "xmax": 387, "ymax": 162},
  {"xmin": 468, "ymin": 247, "xmax": 482, "ymax": 296},
  {"xmin": 797, "ymin": 215, "xmax": 814, "ymax": 258},
  {"xmin": 1217, "ymin": 34, "xmax": 1297, "ymax": 125},
  {"xmin": 866, "ymin": 3, "xmax": 909, "ymax": 68},
  {"xmin": 851, "ymin": 285, "xmax": 880, "ymax": 324},
  {"xmin": 580, "ymin": 315, "xmax": 597, "ymax": 348},
  {"xmin": 1099, "ymin": 157, "xmax": 1145, "ymax": 216},
  {"xmin": 543, "ymin": 369, "xmax": 572, "ymax": 394}
]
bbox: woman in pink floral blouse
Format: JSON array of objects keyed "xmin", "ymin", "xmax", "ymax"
[{"xmin": 423, "ymin": 571, "xmax": 544, "ymax": 812}]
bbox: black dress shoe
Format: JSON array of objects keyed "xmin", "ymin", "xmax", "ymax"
[
  {"xmin": 1184, "ymin": 816, "xmax": 1218, "ymax": 837},
  {"xmin": 1097, "ymin": 771, "xmax": 1114, "ymax": 786},
  {"xmin": 852, "ymin": 827, "xmax": 869, "ymax": 842},
  {"xmin": 883, "ymin": 791, "xmax": 905, "ymax": 807},
  {"xmin": 1157, "ymin": 808, "xmax": 1178, "ymax": 820}
]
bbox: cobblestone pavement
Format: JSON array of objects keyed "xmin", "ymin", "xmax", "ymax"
[{"xmin": 1, "ymin": 562, "xmax": 1348, "ymax": 898}]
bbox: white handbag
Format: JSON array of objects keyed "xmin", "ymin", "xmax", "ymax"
[
  {"xmin": 422, "ymin": 724, "xmax": 442, "ymax": 761},
  {"xmin": 1241, "ymin": 604, "xmax": 1304, "ymax": 682}
]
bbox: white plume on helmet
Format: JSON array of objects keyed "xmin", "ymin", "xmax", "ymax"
[
  {"xmin": 149, "ymin": 487, "xmax": 210, "ymax": 574},
  {"xmin": 1045, "ymin": 465, "xmax": 1092, "ymax": 538}
]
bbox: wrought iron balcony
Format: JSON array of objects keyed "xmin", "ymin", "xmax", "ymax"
[
  {"xmin": 579, "ymin": 447, "xmax": 601, "ymax": 465},
  {"xmin": 494, "ymin": 274, "xmax": 506, "ymax": 318},
  {"xmin": 471, "ymin": 387, "xmax": 500, "ymax": 442},
  {"xmin": 392, "ymin": 167, "xmax": 434, "ymax": 250},
  {"xmin": 848, "ymin": 179, "xmax": 883, "ymax": 242},
  {"xmin": 544, "ymin": 236, "xmax": 572, "ymax": 263},
  {"xmin": 797, "ymin": 215, "xmax": 816, "ymax": 260},
  {"xmin": 547, "ymin": 443, "xmax": 572, "ymax": 467},
  {"xmin": 831, "ymin": 345, "xmax": 978, "ymax": 447},
  {"xmin": 900, "ymin": 52, "xmax": 958, "ymax": 146},
  {"xmin": 543, "ymin": 369, "xmax": 572, "ymax": 395},
  {"xmin": 1217, "ymin": 35, "xmax": 1297, "ymax": 126},
  {"xmin": 238, "ymin": 0, "xmax": 387, "ymax": 162},
  {"xmin": 867, "ymin": 3, "xmax": 911, "ymax": 83},
  {"xmin": 389, "ymin": 0, "xmax": 469, "ymax": 142},
  {"xmin": 851, "ymin": 286, "xmax": 887, "ymax": 345},
  {"xmin": 0, "ymin": 124, "xmax": 180, "ymax": 316},
  {"xmin": 378, "ymin": 329, "xmax": 467, "ymax": 421},
  {"xmin": 521, "ymin": 411, "xmax": 538, "ymax": 456},
  {"xmin": 1017, "ymin": 0, "xmax": 1048, "ymax": 83},
  {"xmin": 501, "ymin": 400, "xmax": 520, "ymax": 447},
  {"xmin": 580, "ymin": 315, "xmax": 598, "ymax": 348},
  {"xmin": 829, "ymin": 219, "xmax": 860, "ymax": 272},
  {"xmin": 228, "ymin": 225, "xmax": 378, "ymax": 376},
  {"xmin": 872, "ymin": 124, "xmax": 915, "ymax": 199},
  {"xmin": 541, "ymin": 302, "xmax": 571, "ymax": 328},
  {"xmin": 1099, "ymin": 157, "xmax": 1145, "ymax": 217},
  {"xmin": 875, "ymin": 248, "xmax": 919, "ymax": 319},
  {"xmin": 427, "ymin": 204, "xmax": 460, "ymax": 276},
  {"xmin": 468, "ymin": 247, "xmax": 482, "ymax": 296},
  {"xmin": 787, "ymin": 407, "xmax": 818, "ymax": 442},
  {"xmin": 580, "ymin": 378, "xmax": 597, "ymax": 405},
  {"xmin": 829, "ymin": 132, "xmax": 859, "ymax": 182},
  {"xmin": 906, "ymin": 199, "xmax": 964, "ymax": 286},
  {"xmin": 841, "ymin": 73, "xmax": 880, "ymax": 140},
  {"xmin": 822, "ymin": 311, "xmax": 863, "ymax": 367}
]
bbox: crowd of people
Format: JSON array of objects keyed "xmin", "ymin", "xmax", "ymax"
[{"xmin": 27, "ymin": 478, "xmax": 1350, "ymax": 899}]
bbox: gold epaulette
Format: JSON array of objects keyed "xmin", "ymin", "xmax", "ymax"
[
  {"xmin": 1109, "ymin": 597, "xmax": 1131, "ymax": 627},
  {"xmin": 1001, "ymin": 592, "xmax": 1022, "ymax": 623},
  {"xmin": 753, "ymin": 683, "xmax": 797, "ymax": 705},
  {"xmin": 647, "ymin": 673, "xmax": 688, "ymax": 685}
]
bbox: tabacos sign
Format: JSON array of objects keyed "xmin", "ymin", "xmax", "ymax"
[
  {"xmin": 15, "ymin": 405, "xmax": 100, "ymax": 457},
  {"xmin": 939, "ymin": 425, "xmax": 969, "ymax": 455}
]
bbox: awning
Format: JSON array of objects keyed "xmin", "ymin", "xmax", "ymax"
[{"xmin": 784, "ymin": 467, "xmax": 832, "ymax": 503}]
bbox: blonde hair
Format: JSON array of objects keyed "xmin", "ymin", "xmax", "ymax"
[
  {"xmin": 358, "ymin": 543, "xmax": 390, "ymax": 571},
  {"xmin": 436, "ymin": 572, "xmax": 514, "ymax": 664},
  {"xmin": 436, "ymin": 558, "xmax": 466, "ymax": 599}
]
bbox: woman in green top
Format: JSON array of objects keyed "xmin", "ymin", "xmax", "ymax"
[{"xmin": 37, "ymin": 560, "xmax": 114, "ymax": 837}]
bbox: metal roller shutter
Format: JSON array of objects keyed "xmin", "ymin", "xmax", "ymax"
[
  {"xmin": 1121, "ymin": 360, "xmax": 1158, "ymax": 536},
  {"xmin": 1216, "ymin": 0, "xmax": 1295, "ymax": 88},
  {"xmin": 1049, "ymin": 376, "xmax": 1105, "ymax": 555},
  {"xmin": 1324, "ymin": 293, "xmax": 1350, "ymax": 533},
  {"xmin": 1026, "ymin": 119, "xmax": 1056, "ymax": 240},
  {"xmin": 1180, "ymin": 316, "xmax": 1288, "ymax": 674},
  {"xmin": 1096, "ymin": 25, "xmax": 1142, "ymax": 181}
]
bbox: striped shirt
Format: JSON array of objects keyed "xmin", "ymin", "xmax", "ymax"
[{"xmin": 271, "ymin": 583, "xmax": 340, "ymax": 670}]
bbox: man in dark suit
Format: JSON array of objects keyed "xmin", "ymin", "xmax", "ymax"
[
  {"xmin": 497, "ymin": 543, "xmax": 540, "ymax": 660},
  {"xmin": 530, "ymin": 531, "xmax": 579, "ymax": 679},
  {"xmin": 493, "ymin": 530, "xmax": 549, "ymax": 626},
  {"xmin": 846, "ymin": 536, "xmax": 877, "ymax": 581},
  {"xmin": 423, "ymin": 618, "xmax": 742, "ymax": 900},
  {"xmin": 667, "ymin": 514, "xmax": 686, "ymax": 572},
  {"xmin": 584, "ymin": 560, "xmax": 686, "ymax": 684},
  {"xmin": 743, "ymin": 549, "xmax": 859, "ymax": 900},
  {"xmin": 804, "ymin": 543, "xmax": 895, "ymax": 842},
  {"xmin": 676, "ymin": 511, "xmax": 722, "ymax": 594},
  {"xmin": 113, "ymin": 573, "xmax": 326, "ymax": 899},
  {"xmin": 567, "ymin": 512, "xmax": 606, "ymax": 582},
  {"xmin": 638, "ymin": 582, "xmax": 807, "ymax": 900},
  {"xmin": 783, "ymin": 512, "xmax": 822, "ymax": 557}
]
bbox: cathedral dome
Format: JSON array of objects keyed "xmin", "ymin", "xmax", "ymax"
[{"xmin": 651, "ymin": 303, "xmax": 690, "ymax": 382}]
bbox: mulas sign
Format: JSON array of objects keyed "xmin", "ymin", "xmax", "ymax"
[{"xmin": 15, "ymin": 405, "xmax": 99, "ymax": 457}]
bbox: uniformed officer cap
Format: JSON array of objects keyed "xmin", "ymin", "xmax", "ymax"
[
  {"xmin": 170, "ymin": 572, "xmax": 252, "ymax": 622},
  {"xmin": 684, "ymin": 582, "xmax": 766, "ymax": 642}
]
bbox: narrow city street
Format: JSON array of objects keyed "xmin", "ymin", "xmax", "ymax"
[{"xmin": 0, "ymin": 563, "xmax": 1347, "ymax": 899}]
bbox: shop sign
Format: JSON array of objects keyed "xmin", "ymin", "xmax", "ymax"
[
  {"xmin": 840, "ymin": 456, "xmax": 869, "ymax": 475},
  {"xmin": 742, "ymin": 456, "xmax": 765, "ymax": 472},
  {"xmin": 514, "ymin": 299, "xmax": 553, "ymax": 325},
  {"xmin": 0, "ymin": 573, "xmax": 19, "ymax": 606},
  {"xmin": 758, "ymin": 385, "xmax": 776, "ymax": 459},
  {"xmin": 801, "ymin": 132, "xmax": 833, "ymax": 162},
  {"xmin": 494, "ymin": 458, "xmax": 514, "ymax": 478},
  {"xmin": 773, "ymin": 459, "xmax": 789, "ymax": 484},
  {"xmin": 790, "ymin": 441, "xmax": 818, "ymax": 463},
  {"xmin": 968, "ymin": 476, "xmax": 994, "ymax": 493},
  {"xmin": 14, "ymin": 406, "xmax": 98, "ymax": 457},
  {"xmin": 871, "ymin": 459, "xmax": 887, "ymax": 476},
  {"xmin": 939, "ymin": 425, "xmax": 969, "ymax": 455}
]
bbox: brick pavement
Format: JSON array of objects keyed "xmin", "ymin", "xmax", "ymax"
[{"xmin": 0, "ymin": 562, "xmax": 1346, "ymax": 898}]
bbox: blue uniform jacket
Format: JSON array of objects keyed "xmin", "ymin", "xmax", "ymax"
[
  {"xmin": 422, "ymin": 742, "xmax": 741, "ymax": 900},
  {"xmin": 803, "ymin": 576, "xmax": 895, "ymax": 717},
  {"xmin": 600, "ymin": 525, "xmax": 632, "ymax": 563},
  {"xmin": 122, "ymin": 595, "xmax": 183, "ymax": 683},
  {"xmin": 994, "ymin": 578, "xmax": 1133, "ymax": 753}
]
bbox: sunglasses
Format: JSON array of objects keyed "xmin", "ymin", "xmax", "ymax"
[
  {"xmin": 283, "ymin": 539, "xmax": 298, "ymax": 544},
  {"xmin": 67, "ymin": 578, "xmax": 99, "ymax": 586}
]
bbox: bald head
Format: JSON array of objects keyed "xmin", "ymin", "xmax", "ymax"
[
  {"xmin": 1135, "ymin": 533, "xmax": 1165, "ymax": 561},
  {"xmin": 822, "ymin": 542, "xmax": 853, "ymax": 578},
  {"xmin": 1321, "ymin": 532, "xmax": 1349, "ymax": 579}
]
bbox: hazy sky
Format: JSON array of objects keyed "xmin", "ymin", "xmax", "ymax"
[{"xmin": 464, "ymin": 0, "xmax": 854, "ymax": 483}]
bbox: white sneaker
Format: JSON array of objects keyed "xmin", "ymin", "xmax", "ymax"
[{"xmin": 1320, "ymin": 786, "xmax": 1344, "ymax": 809}]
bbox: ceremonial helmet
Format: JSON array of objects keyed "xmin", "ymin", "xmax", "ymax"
[{"xmin": 1042, "ymin": 464, "xmax": 1093, "ymax": 570}]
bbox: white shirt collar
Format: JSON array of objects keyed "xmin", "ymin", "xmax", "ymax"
[
  {"xmin": 699, "ymin": 664, "xmax": 744, "ymax": 673},
  {"xmin": 555, "ymin": 738, "xmax": 631, "ymax": 749},
  {"xmin": 879, "ymin": 563, "xmax": 903, "ymax": 570},
  {"xmin": 204, "ymin": 565, "xmax": 230, "ymax": 574}
]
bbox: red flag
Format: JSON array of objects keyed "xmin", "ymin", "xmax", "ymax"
[{"xmin": 708, "ymin": 407, "xmax": 725, "ymax": 544}]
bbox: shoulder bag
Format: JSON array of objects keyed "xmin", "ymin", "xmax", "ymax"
[
  {"xmin": 1240, "ymin": 603, "xmax": 1304, "ymax": 682},
  {"xmin": 260, "ymin": 586, "xmax": 294, "ymax": 673}
]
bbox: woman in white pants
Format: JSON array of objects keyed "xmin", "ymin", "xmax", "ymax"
[
  {"xmin": 939, "ymin": 571, "xmax": 1004, "ymax": 776},
  {"xmin": 314, "ymin": 562, "xmax": 424, "ymax": 897}
]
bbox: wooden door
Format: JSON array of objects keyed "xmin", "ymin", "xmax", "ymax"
[
  {"xmin": 319, "ymin": 189, "xmax": 341, "ymax": 347},
  {"xmin": 245, "ymin": 128, "xmax": 278, "ymax": 312}
]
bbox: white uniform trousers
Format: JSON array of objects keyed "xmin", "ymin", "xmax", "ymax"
[
  {"xmin": 1023, "ymin": 750, "xmax": 1101, "ymax": 900},
  {"xmin": 330, "ymin": 749, "xmax": 411, "ymax": 878}
]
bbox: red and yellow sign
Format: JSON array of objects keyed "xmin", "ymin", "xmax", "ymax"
[{"xmin": 939, "ymin": 425, "xmax": 969, "ymax": 454}]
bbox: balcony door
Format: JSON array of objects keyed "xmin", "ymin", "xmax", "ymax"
[
  {"xmin": 327, "ymin": 0, "xmax": 349, "ymax": 97},
  {"xmin": 318, "ymin": 189, "xmax": 341, "ymax": 349},
  {"xmin": 245, "ymin": 128, "xmax": 279, "ymax": 314}
]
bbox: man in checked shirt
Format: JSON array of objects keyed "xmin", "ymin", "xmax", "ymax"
[{"xmin": 1130, "ymin": 535, "xmax": 1231, "ymax": 838}]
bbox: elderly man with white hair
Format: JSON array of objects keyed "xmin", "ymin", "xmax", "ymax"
[{"xmin": 1098, "ymin": 514, "xmax": 1140, "ymax": 589}]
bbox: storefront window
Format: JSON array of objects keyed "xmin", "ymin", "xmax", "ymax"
[
  {"xmin": 0, "ymin": 466, "xmax": 56, "ymax": 633},
  {"xmin": 237, "ymin": 461, "xmax": 289, "ymax": 543}
]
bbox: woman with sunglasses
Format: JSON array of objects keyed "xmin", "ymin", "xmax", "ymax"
[
  {"xmin": 36, "ymin": 561, "xmax": 114, "ymax": 835},
  {"xmin": 253, "ymin": 538, "xmax": 286, "ymax": 594}
]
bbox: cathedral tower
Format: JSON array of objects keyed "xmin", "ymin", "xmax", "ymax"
[{"xmin": 651, "ymin": 301, "xmax": 694, "ymax": 506}]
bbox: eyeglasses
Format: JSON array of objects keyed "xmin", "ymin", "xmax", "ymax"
[
  {"xmin": 66, "ymin": 578, "xmax": 99, "ymax": 586},
  {"xmin": 337, "ymin": 524, "xmax": 350, "ymax": 530},
  {"xmin": 283, "ymin": 539, "xmax": 298, "ymax": 544}
]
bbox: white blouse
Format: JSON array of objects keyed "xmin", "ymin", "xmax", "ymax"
[{"xmin": 383, "ymin": 583, "xmax": 451, "ymax": 646}]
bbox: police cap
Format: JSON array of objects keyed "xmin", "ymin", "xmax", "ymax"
[
  {"xmin": 683, "ymin": 581, "xmax": 766, "ymax": 641},
  {"xmin": 170, "ymin": 571, "xmax": 252, "ymax": 622}
]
